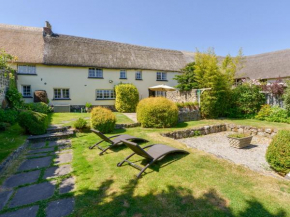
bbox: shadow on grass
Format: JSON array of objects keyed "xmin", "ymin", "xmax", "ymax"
[{"xmin": 74, "ymin": 178, "xmax": 287, "ymax": 217}]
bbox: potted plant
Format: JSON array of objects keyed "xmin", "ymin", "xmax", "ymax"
[
  {"xmin": 227, "ymin": 133, "xmax": 253, "ymax": 148},
  {"xmin": 85, "ymin": 102, "xmax": 92, "ymax": 113}
]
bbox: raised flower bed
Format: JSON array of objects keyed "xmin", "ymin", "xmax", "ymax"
[{"xmin": 227, "ymin": 133, "xmax": 253, "ymax": 148}]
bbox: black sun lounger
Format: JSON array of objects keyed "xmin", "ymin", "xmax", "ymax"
[
  {"xmin": 89, "ymin": 129, "xmax": 148, "ymax": 155},
  {"xmin": 117, "ymin": 140, "xmax": 189, "ymax": 178}
]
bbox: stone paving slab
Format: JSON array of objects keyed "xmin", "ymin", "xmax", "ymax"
[
  {"xmin": 27, "ymin": 153, "xmax": 52, "ymax": 158},
  {"xmin": 46, "ymin": 198, "xmax": 75, "ymax": 217},
  {"xmin": 59, "ymin": 177, "xmax": 75, "ymax": 194},
  {"xmin": 30, "ymin": 142, "xmax": 46, "ymax": 149},
  {"xmin": 18, "ymin": 156, "xmax": 52, "ymax": 172},
  {"xmin": 0, "ymin": 205, "xmax": 39, "ymax": 217},
  {"xmin": 29, "ymin": 147, "xmax": 55, "ymax": 154},
  {"xmin": 55, "ymin": 149, "xmax": 72, "ymax": 155},
  {"xmin": 44, "ymin": 165, "xmax": 72, "ymax": 179},
  {"xmin": 54, "ymin": 153, "xmax": 72, "ymax": 164},
  {"xmin": 9, "ymin": 182, "xmax": 55, "ymax": 208},
  {"xmin": 0, "ymin": 191, "xmax": 13, "ymax": 211},
  {"xmin": 48, "ymin": 140, "xmax": 71, "ymax": 147},
  {"xmin": 2, "ymin": 170, "xmax": 41, "ymax": 189}
]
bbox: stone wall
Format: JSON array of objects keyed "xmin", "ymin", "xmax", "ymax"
[
  {"xmin": 161, "ymin": 123, "xmax": 278, "ymax": 139},
  {"xmin": 178, "ymin": 110, "xmax": 200, "ymax": 122},
  {"xmin": 0, "ymin": 71, "xmax": 9, "ymax": 108},
  {"xmin": 115, "ymin": 123, "xmax": 141, "ymax": 129},
  {"xmin": 166, "ymin": 89, "xmax": 198, "ymax": 103}
]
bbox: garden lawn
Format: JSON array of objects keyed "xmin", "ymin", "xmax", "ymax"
[
  {"xmin": 70, "ymin": 120, "xmax": 290, "ymax": 216},
  {"xmin": 0, "ymin": 124, "xmax": 26, "ymax": 163}
]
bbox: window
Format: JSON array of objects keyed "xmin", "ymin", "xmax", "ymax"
[
  {"xmin": 54, "ymin": 88, "xmax": 70, "ymax": 99},
  {"xmin": 18, "ymin": 65, "xmax": 36, "ymax": 74},
  {"xmin": 157, "ymin": 72, "xmax": 167, "ymax": 81},
  {"xmin": 135, "ymin": 71, "xmax": 142, "ymax": 80},
  {"xmin": 120, "ymin": 70, "xmax": 127, "ymax": 79},
  {"xmin": 96, "ymin": 89, "xmax": 115, "ymax": 100},
  {"xmin": 88, "ymin": 68, "xmax": 103, "ymax": 78},
  {"xmin": 22, "ymin": 85, "xmax": 31, "ymax": 97},
  {"xmin": 156, "ymin": 91, "xmax": 166, "ymax": 97}
]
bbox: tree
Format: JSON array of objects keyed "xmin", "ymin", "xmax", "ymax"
[{"xmin": 174, "ymin": 62, "xmax": 198, "ymax": 91}]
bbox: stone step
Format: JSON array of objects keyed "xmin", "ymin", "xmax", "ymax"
[
  {"xmin": 47, "ymin": 125, "xmax": 71, "ymax": 133},
  {"xmin": 27, "ymin": 130, "xmax": 75, "ymax": 142}
]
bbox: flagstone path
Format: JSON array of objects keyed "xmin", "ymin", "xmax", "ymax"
[
  {"xmin": 123, "ymin": 113, "xmax": 137, "ymax": 123},
  {"xmin": 0, "ymin": 139, "xmax": 75, "ymax": 217}
]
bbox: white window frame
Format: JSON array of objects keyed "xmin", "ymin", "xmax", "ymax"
[
  {"xmin": 53, "ymin": 88, "xmax": 70, "ymax": 99},
  {"xmin": 18, "ymin": 65, "xmax": 36, "ymax": 74},
  {"xmin": 135, "ymin": 71, "xmax": 142, "ymax": 80},
  {"xmin": 22, "ymin": 85, "xmax": 31, "ymax": 97},
  {"xmin": 96, "ymin": 89, "xmax": 115, "ymax": 100},
  {"xmin": 120, "ymin": 70, "xmax": 127, "ymax": 79},
  {"xmin": 88, "ymin": 68, "xmax": 103, "ymax": 78},
  {"xmin": 156, "ymin": 91, "xmax": 166, "ymax": 97},
  {"xmin": 157, "ymin": 72, "xmax": 167, "ymax": 81}
]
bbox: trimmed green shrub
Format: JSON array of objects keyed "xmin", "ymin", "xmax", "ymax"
[
  {"xmin": 74, "ymin": 118, "xmax": 87, "ymax": 130},
  {"xmin": 137, "ymin": 97, "xmax": 178, "ymax": 128},
  {"xmin": 0, "ymin": 122, "xmax": 10, "ymax": 132},
  {"xmin": 18, "ymin": 110, "xmax": 48, "ymax": 135},
  {"xmin": 115, "ymin": 84, "xmax": 139, "ymax": 113},
  {"xmin": 0, "ymin": 109, "xmax": 18, "ymax": 124},
  {"xmin": 24, "ymin": 102, "xmax": 53, "ymax": 114},
  {"xmin": 265, "ymin": 106, "xmax": 289, "ymax": 123},
  {"xmin": 255, "ymin": 104, "xmax": 272, "ymax": 121},
  {"xmin": 266, "ymin": 130, "xmax": 290, "ymax": 175},
  {"xmin": 91, "ymin": 107, "xmax": 116, "ymax": 133}
]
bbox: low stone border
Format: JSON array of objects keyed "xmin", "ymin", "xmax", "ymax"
[
  {"xmin": 178, "ymin": 110, "xmax": 200, "ymax": 122},
  {"xmin": 115, "ymin": 123, "xmax": 141, "ymax": 129},
  {"xmin": 0, "ymin": 140, "xmax": 30, "ymax": 176},
  {"xmin": 161, "ymin": 123, "xmax": 278, "ymax": 139}
]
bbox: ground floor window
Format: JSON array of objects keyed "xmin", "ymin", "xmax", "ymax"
[
  {"xmin": 96, "ymin": 89, "xmax": 115, "ymax": 100},
  {"xmin": 22, "ymin": 85, "xmax": 31, "ymax": 97},
  {"xmin": 54, "ymin": 88, "xmax": 70, "ymax": 99},
  {"xmin": 155, "ymin": 91, "xmax": 166, "ymax": 97}
]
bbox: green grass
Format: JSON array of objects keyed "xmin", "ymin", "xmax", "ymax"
[
  {"xmin": 0, "ymin": 124, "xmax": 26, "ymax": 163},
  {"xmin": 70, "ymin": 119, "xmax": 290, "ymax": 216}
]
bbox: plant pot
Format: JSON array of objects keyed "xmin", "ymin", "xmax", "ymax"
[{"xmin": 227, "ymin": 135, "xmax": 253, "ymax": 149}]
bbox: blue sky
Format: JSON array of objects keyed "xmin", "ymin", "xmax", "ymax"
[{"xmin": 1, "ymin": 0, "xmax": 289, "ymax": 56}]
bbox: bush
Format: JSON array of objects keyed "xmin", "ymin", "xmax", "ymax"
[
  {"xmin": 18, "ymin": 110, "xmax": 48, "ymax": 135},
  {"xmin": 0, "ymin": 122, "xmax": 10, "ymax": 132},
  {"xmin": 137, "ymin": 97, "xmax": 178, "ymax": 128},
  {"xmin": 91, "ymin": 107, "xmax": 116, "ymax": 133},
  {"xmin": 24, "ymin": 102, "xmax": 53, "ymax": 114},
  {"xmin": 0, "ymin": 109, "xmax": 18, "ymax": 124},
  {"xmin": 229, "ymin": 84, "xmax": 265, "ymax": 118},
  {"xmin": 266, "ymin": 130, "xmax": 290, "ymax": 175},
  {"xmin": 6, "ymin": 87, "xmax": 23, "ymax": 109},
  {"xmin": 255, "ymin": 104, "xmax": 272, "ymax": 120},
  {"xmin": 115, "ymin": 84, "xmax": 139, "ymax": 113},
  {"xmin": 74, "ymin": 118, "xmax": 87, "ymax": 130},
  {"xmin": 265, "ymin": 106, "xmax": 289, "ymax": 123}
]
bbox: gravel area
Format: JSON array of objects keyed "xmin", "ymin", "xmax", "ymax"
[{"xmin": 178, "ymin": 132, "xmax": 277, "ymax": 177}]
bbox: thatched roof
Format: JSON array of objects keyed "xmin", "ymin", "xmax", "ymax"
[
  {"xmin": 236, "ymin": 49, "xmax": 290, "ymax": 79},
  {"xmin": 0, "ymin": 24, "xmax": 44, "ymax": 64},
  {"xmin": 0, "ymin": 23, "xmax": 194, "ymax": 71}
]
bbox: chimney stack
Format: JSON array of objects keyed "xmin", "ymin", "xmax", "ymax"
[{"xmin": 43, "ymin": 21, "xmax": 53, "ymax": 36}]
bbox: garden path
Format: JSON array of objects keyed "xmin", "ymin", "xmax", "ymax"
[{"xmin": 123, "ymin": 113, "xmax": 137, "ymax": 123}]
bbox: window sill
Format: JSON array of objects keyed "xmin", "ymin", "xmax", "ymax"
[
  {"xmin": 52, "ymin": 98, "xmax": 71, "ymax": 101},
  {"xmin": 119, "ymin": 78, "xmax": 127, "ymax": 80},
  {"xmin": 96, "ymin": 99, "xmax": 115, "ymax": 100},
  {"xmin": 17, "ymin": 73, "xmax": 37, "ymax": 76},
  {"xmin": 135, "ymin": 79, "xmax": 143, "ymax": 80},
  {"xmin": 88, "ymin": 77, "xmax": 104, "ymax": 79},
  {"xmin": 156, "ymin": 80, "xmax": 168, "ymax": 82},
  {"xmin": 22, "ymin": 96, "xmax": 33, "ymax": 98}
]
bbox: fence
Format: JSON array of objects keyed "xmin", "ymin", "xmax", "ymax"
[{"xmin": 0, "ymin": 71, "xmax": 10, "ymax": 107}]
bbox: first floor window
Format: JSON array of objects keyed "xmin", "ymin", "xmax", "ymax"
[
  {"xmin": 156, "ymin": 91, "xmax": 166, "ymax": 97},
  {"xmin": 120, "ymin": 70, "xmax": 127, "ymax": 79},
  {"xmin": 18, "ymin": 65, "xmax": 36, "ymax": 74},
  {"xmin": 54, "ymin": 88, "xmax": 70, "ymax": 99},
  {"xmin": 135, "ymin": 71, "xmax": 142, "ymax": 80},
  {"xmin": 157, "ymin": 72, "xmax": 167, "ymax": 81},
  {"xmin": 89, "ymin": 68, "xmax": 103, "ymax": 78},
  {"xmin": 96, "ymin": 89, "xmax": 115, "ymax": 100},
  {"xmin": 22, "ymin": 85, "xmax": 31, "ymax": 97}
]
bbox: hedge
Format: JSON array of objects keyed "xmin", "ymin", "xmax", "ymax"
[
  {"xmin": 137, "ymin": 97, "xmax": 178, "ymax": 128},
  {"xmin": 266, "ymin": 130, "xmax": 290, "ymax": 175},
  {"xmin": 0, "ymin": 109, "xmax": 18, "ymax": 124},
  {"xmin": 24, "ymin": 102, "xmax": 53, "ymax": 114},
  {"xmin": 18, "ymin": 110, "xmax": 49, "ymax": 135},
  {"xmin": 115, "ymin": 84, "xmax": 139, "ymax": 112},
  {"xmin": 91, "ymin": 107, "xmax": 116, "ymax": 133}
]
